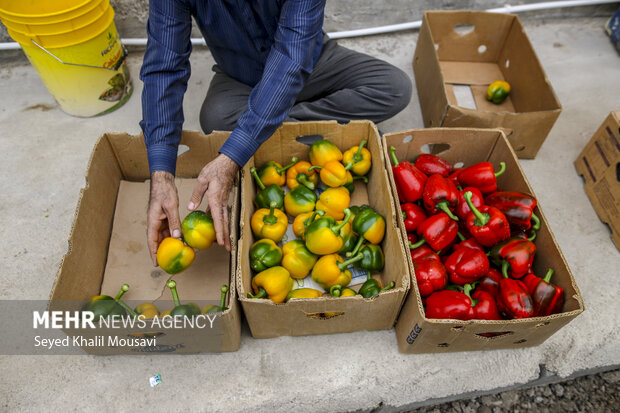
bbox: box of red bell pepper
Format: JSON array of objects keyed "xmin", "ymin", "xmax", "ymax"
[
  {"xmin": 414, "ymin": 11, "xmax": 562, "ymax": 159},
  {"xmin": 384, "ymin": 128, "xmax": 585, "ymax": 353},
  {"xmin": 237, "ymin": 120, "xmax": 410, "ymax": 338}
]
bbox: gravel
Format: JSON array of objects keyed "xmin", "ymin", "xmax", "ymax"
[{"xmin": 409, "ymin": 369, "xmax": 620, "ymax": 412}]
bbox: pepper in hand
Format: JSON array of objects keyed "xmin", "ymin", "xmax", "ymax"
[
  {"xmin": 463, "ymin": 191, "xmax": 511, "ymax": 247},
  {"xmin": 256, "ymin": 157, "xmax": 298, "ymax": 187},
  {"xmin": 250, "ymin": 166, "xmax": 284, "ymax": 210},
  {"xmin": 456, "ymin": 162, "xmax": 506, "ymax": 195},
  {"xmin": 389, "ymin": 146, "xmax": 428, "ymax": 203},
  {"xmin": 251, "ymin": 201, "xmax": 288, "ymax": 242},
  {"xmin": 522, "ymin": 269, "xmax": 564, "ymax": 316},
  {"xmin": 248, "ymin": 266, "xmax": 294, "ymax": 304},
  {"xmin": 156, "ymin": 237, "xmax": 195, "ymax": 275},
  {"xmin": 249, "ymin": 238, "xmax": 283, "ymax": 272}
]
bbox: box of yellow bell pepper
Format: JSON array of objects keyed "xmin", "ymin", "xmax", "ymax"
[
  {"xmin": 49, "ymin": 131, "xmax": 242, "ymax": 354},
  {"xmin": 238, "ymin": 120, "xmax": 411, "ymax": 338}
]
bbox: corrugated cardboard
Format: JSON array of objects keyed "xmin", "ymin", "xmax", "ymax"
[
  {"xmin": 414, "ymin": 11, "xmax": 562, "ymax": 159},
  {"xmin": 49, "ymin": 131, "xmax": 242, "ymax": 354},
  {"xmin": 237, "ymin": 121, "xmax": 410, "ymax": 338},
  {"xmin": 384, "ymin": 128, "xmax": 585, "ymax": 353},
  {"xmin": 575, "ymin": 111, "xmax": 620, "ymax": 250}
]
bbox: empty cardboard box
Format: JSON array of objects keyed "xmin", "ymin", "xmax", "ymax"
[
  {"xmin": 575, "ymin": 111, "xmax": 620, "ymax": 250},
  {"xmin": 384, "ymin": 128, "xmax": 584, "ymax": 353},
  {"xmin": 414, "ymin": 11, "xmax": 562, "ymax": 159},
  {"xmin": 50, "ymin": 131, "xmax": 242, "ymax": 354},
  {"xmin": 237, "ymin": 121, "xmax": 410, "ymax": 338}
]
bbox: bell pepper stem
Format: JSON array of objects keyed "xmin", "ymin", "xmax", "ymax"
[
  {"xmin": 344, "ymin": 162, "xmax": 354, "ymax": 171},
  {"xmin": 463, "ymin": 191, "xmax": 489, "ymax": 226},
  {"xmin": 332, "ymin": 208, "xmax": 352, "ymax": 235},
  {"xmin": 167, "ymin": 280, "xmax": 181, "ymax": 307},
  {"xmin": 247, "ymin": 287, "xmax": 268, "ymax": 299},
  {"xmin": 307, "ymin": 165, "xmax": 322, "ymax": 172},
  {"xmin": 249, "ymin": 167, "xmax": 266, "ymax": 191},
  {"xmin": 531, "ymin": 213, "xmax": 541, "ymax": 231},
  {"xmin": 402, "ymin": 211, "xmax": 407, "ymax": 221},
  {"xmin": 463, "ymin": 283, "xmax": 478, "ymax": 307},
  {"xmin": 354, "ymin": 140, "xmax": 367, "ymax": 162},
  {"xmin": 348, "ymin": 235, "xmax": 365, "ymax": 257},
  {"xmin": 409, "ymin": 239, "xmax": 426, "ymax": 249},
  {"xmin": 494, "ymin": 162, "xmax": 506, "ymax": 177},
  {"xmin": 502, "ymin": 261, "xmax": 510, "ymax": 279},
  {"xmin": 115, "ymin": 283, "xmax": 130, "ymax": 300},
  {"xmin": 297, "ymin": 174, "xmax": 315, "ymax": 190},
  {"xmin": 457, "ymin": 232, "xmax": 466, "ymax": 241},
  {"xmin": 381, "ymin": 281, "xmax": 395, "ymax": 292},
  {"xmin": 445, "ymin": 284, "xmax": 463, "ymax": 292},
  {"xmin": 337, "ymin": 253, "xmax": 364, "ymax": 271},
  {"xmin": 263, "ymin": 201, "xmax": 278, "ymax": 225},
  {"xmin": 389, "ymin": 146, "xmax": 400, "ymax": 166},
  {"xmin": 116, "ymin": 299, "xmax": 139, "ymax": 317},
  {"xmin": 305, "ymin": 210, "xmax": 324, "ymax": 228},
  {"xmin": 353, "ymin": 175, "xmax": 368, "ymax": 183},
  {"xmin": 543, "ymin": 269, "xmax": 554, "ymax": 283},
  {"xmin": 527, "ymin": 231, "xmax": 537, "ymax": 242},
  {"xmin": 330, "ymin": 285, "xmax": 343, "ymax": 297},
  {"xmin": 219, "ymin": 285, "xmax": 229, "ymax": 311},
  {"xmin": 437, "ymin": 202, "xmax": 460, "ymax": 221},
  {"xmin": 276, "ymin": 157, "xmax": 298, "ymax": 174}
]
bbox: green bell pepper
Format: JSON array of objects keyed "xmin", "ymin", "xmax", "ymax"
[
  {"xmin": 358, "ymin": 274, "xmax": 395, "ymax": 298},
  {"xmin": 82, "ymin": 283, "xmax": 137, "ymax": 321},
  {"xmin": 349, "ymin": 243, "xmax": 385, "ymax": 271},
  {"xmin": 202, "ymin": 285, "xmax": 229, "ymax": 314},
  {"xmin": 167, "ymin": 280, "xmax": 201, "ymax": 317},
  {"xmin": 249, "ymin": 238, "xmax": 283, "ymax": 272},
  {"xmin": 250, "ymin": 166, "xmax": 285, "ymax": 210},
  {"xmin": 284, "ymin": 184, "xmax": 317, "ymax": 217}
]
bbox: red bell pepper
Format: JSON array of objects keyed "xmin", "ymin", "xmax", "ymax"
[
  {"xmin": 414, "ymin": 154, "xmax": 452, "ymax": 177},
  {"xmin": 463, "ymin": 283, "xmax": 502, "ymax": 320},
  {"xmin": 389, "ymin": 146, "xmax": 428, "ymax": 203},
  {"xmin": 445, "ymin": 245, "xmax": 490, "ymax": 285},
  {"xmin": 485, "ymin": 191, "xmax": 540, "ymax": 232},
  {"xmin": 522, "ymin": 269, "xmax": 565, "ymax": 316},
  {"xmin": 456, "ymin": 187, "xmax": 484, "ymax": 221},
  {"xmin": 409, "ymin": 243, "xmax": 435, "ymax": 261},
  {"xmin": 401, "ymin": 203, "xmax": 427, "ymax": 233},
  {"xmin": 457, "ymin": 162, "xmax": 506, "ymax": 195},
  {"xmin": 412, "ymin": 212, "xmax": 459, "ymax": 252},
  {"xmin": 477, "ymin": 268, "xmax": 503, "ymax": 297},
  {"xmin": 490, "ymin": 237, "xmax": 536, "ymax": 279},
  {"xmin": 425, "ymin": 290, "xmax": 475, "ymax": 320},
  {"xmin": 448, "ymin": 169, "xmax": 462, "ymax": 187},
  {"xmin": 412, "ymin": 250, "xmax": 448, "ymax": 297},
  {"xmin": 498, "ymin": 275, "xmax": 534, "ymax": 319},
  {"xmin": 463, "ymin": 191, "xmax": 511, "ymax": 247},
  {"xmin": 422, "ymin": 174, "xmax": 460, "ymax": 221},
  {"xmin": 454, "ymin": 232, "xmax": 484, "ymax": 252}
]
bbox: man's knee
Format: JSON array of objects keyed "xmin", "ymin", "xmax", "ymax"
[
  {"xmin": 382, "ymin": 65, "xmax": 413, "ymax": 118},
  {"xmin": 200, "ymin": 99, "xmax": 238, "ymax": 134}
]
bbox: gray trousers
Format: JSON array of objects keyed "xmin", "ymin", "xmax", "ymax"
[{"xmin": 200, "ymin": 39, "xmax": 412, "ymax": 133}]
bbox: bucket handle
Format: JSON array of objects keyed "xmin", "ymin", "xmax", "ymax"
[{"xmin": 30, "ymin": 39, "xmax": 128, "ymax": 71}]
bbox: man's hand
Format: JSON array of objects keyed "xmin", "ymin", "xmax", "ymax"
[
  {"xmin": 188, "ymin": 154, "xmax": 239, "ymax": 252},
  {"xmin": 147, "ymin": 171, "xmax": 181, "ymax": 266}
]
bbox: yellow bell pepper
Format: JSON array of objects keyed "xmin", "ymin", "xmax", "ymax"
[
  {"xmin": 329, "ymin": 285, "xmax": 357, "ymax": 297},
  {"xmin": 486, "ymin": 80, "xmax": 511, "ymax": 104},
  {"xmin": 311, "ymin": 253, "xmax": 364, "ymax": 291},
  {"xmin": 286, "ymin": 288, "xmax": 324, "ymax": 301},
  {"xmin": 292, "ymin": 211, "xmax": 317, "ymax": 239},
  {"xmin": 135, "ymin": 302, "xmax": 159, "ymax": 319},
  {"xmin": 305, "ymin": 208, "xmax": 352, "ymax": 255},
  {"xmin": 251, "ymin": 201, "xmax": 288, "ymax": 243},
  {"xmin": 286, "ymin": 160, "xmax": 319, "ymax": 190},
  {"xmin": 248, "ymin": 266, "xmax": 294, "ymax": 304},
  {"xmin": 281, "ymin": 239, "xmax": 318, "ymax": 279},
  {"xmin": 309, "ymin": 139, "xmax": 343, "ymax": 167},
  {"xmin": 284, "ymin": 185, "xmax": 317, "ymax": 217},
  {"xmin": 156, "ymin": 237, "xmax": 195, "ymax": 274},
  {"xmin": 181, "ymin": 210, "xmax": 216, "ymax": 250},
  {"xmin": 159, "ymin": 310, "xmax": 171, "ymax": 317},
  {"xmin": 342, "ymin": 140, "xmax": 372, "ymax": 176},
  {"xmin": 316, "ymin": 186, "xmax": 350, "ymax": 220},
  {"xmin": 308, "ymin": 160, "xmax": 351, "ymax": 188},
  {"xmin": 257, "ymin": 157, "xmax": 298, "ymax": 187}
]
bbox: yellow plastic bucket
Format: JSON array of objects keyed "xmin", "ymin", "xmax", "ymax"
[{"xmin": 0, "ymin": 0, "xmax": 132, "ymax": 117}]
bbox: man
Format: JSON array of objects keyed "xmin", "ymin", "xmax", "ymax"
[{"xmin": 140, "ymin": 0, "xmax": 412, "ymax": 265}]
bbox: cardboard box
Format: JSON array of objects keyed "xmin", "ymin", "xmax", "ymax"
[
  {"xmin": 384, "ymin": 128, "xmax": 585, "ymax": 353},
  {"xmin": 49, "ymin": 131, "xmax": 242, "ymax": 354},
  {"xmin": 414, "ymin": 11, "xmax": 562, "ymax": 159},
  {"xmin": 575, "ymin": 111, "xmax": 620, "ymax": 250},
  {"xmin": 237, "ymin": 121, "xmax": 410, "ymax": 338}
]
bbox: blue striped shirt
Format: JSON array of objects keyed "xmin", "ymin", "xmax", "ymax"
[{"xmin": 140, "ymin": 0, "xmax": 326, "ymax": 174}]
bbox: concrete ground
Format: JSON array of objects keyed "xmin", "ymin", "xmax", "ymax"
[{"xmin": 0, "ymin": 16, "xmax": 619, "ymax": 412}]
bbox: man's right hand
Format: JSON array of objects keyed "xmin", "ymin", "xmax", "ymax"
[{"xmin": 147, "ymin": 171, "xmax": 182, "ymax": 266}]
